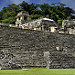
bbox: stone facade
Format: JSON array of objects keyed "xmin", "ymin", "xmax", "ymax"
[
  {"xmin": 15, "ymin": 11, "xmax": 29, "ymax": 26},
  {"xmin": 18, "ymin": 18, "xmax": 58, "ymax": 32},
  {"xmin": 0, "ymin": 24, "xmax": 75, "ymax": 69},
  {"xmin": 15, "ymin": 11, "xmax": 58, "ymax": 32},
  {"xmin": 59, "ymin": 19, "xmax": 75, "ymax": 34},
  {"xmin": 0, "ymin": 12, "xmax": 75, "ymax": 69}
]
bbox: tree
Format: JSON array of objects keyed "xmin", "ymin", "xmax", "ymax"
[
  {"xmin": 0, "ymin": 1, "xmax": 74, "ymax": 27},
  {"xmin": 57, "ymin": 20, "xmax": 63, "ymax": 28},
  {"xmin": 19, "ymin": 1, "xmax": 29, "ymax": 12},
  {"xmin": 0, "ymin": 12, "xmax": 3, "ymax": 21},
  {"xmin": 29, "ymin": 3, "xmax": 39, "ymax": 14},
  {"xmin": 0, "ymin": 4, "xmax": 20, "ymax": 24},
  {"xmin": 52, "ymin": 2, "xmax": 66, "ymax": 7},
  {"xmin": 2, "ymin": 17, "xmax": 16, "ymax": 24},
  {"xmin": 40, "ymin": 3, "xmax": 50, "ymax": 16},
  {"xmin": 31, "ymin": 9, "xmax": 41, "ymax": 15},
  {"xmin": 31, "ymin": 14, "xmax": 42, "ymax": 19}
]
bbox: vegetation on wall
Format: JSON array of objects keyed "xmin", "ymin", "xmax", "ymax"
[{"xmin": 0, "ymin": 1, "xmax": 75, "ymax": 28}]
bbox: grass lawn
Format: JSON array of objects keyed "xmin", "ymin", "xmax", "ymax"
[{"xmin": 0, "ymin": 68, "xmax": 75, "ymax": 75}]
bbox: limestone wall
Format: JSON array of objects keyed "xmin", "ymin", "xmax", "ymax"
[
  {"xmin": 62, "ymin": 19, "xmax": 75, "ymax": 28},
  {"xmin": 21, "ymin": 18, "xmax": 42, "ymax": 29},
  {"xmin": 0, "ymin": 25, "xmax": 75, "ymax": 69}
]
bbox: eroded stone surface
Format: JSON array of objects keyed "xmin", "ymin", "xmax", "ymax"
[{"xmin": 0, "ymin": 25, "xmax": 75, "ymax": 69}]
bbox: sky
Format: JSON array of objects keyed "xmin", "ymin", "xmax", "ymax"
[{"xmin": 0, "ymin": 0, "xmax": 75, "ymax": 11}]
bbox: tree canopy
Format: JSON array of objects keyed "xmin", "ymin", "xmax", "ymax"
[{"xmin": 0, "ymin": 1, "xmax": 75, "ymax": 28}]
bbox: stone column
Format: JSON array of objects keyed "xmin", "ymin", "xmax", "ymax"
[
  {"xmin": 44, "ymin": 51, "xmax": 50, "ymax": 69},
  {"xmin": 27, "ymin": 17, "xmax": 29, "ymax": 21},
  {"xmin": 42, "ymin": 25, "xmax": 44, "ymax": 31}
]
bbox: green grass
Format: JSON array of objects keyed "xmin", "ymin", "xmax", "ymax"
[{"xmin": 0, "ymin": 68, "xmax": 75, "ymax": 75}]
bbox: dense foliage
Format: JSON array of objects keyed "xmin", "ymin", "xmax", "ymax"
[{"xmin": 0, "ymin": 1, "xmax": 75, "ymax": 27}]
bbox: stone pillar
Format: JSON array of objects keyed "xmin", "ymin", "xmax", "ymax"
[
  {"xmin": 27, "ymin": 17, "xmax": 29, "ymax": 21},
  {"xmin": 44, "ymin": 51, "xmax": 50, "ymax": 69},
  {"xmin": 17, "ymin": 18, "xmax": 19, "ymax": 21},
  {"xmin": 50, "ymin": 27, "xmax": 55, "ymax": 32},
  {"xmin": 20, "ymin": 16, "xmax": 22, "ymax": 20},
  {"xmin": 41, "ymin": 25, "xmax": 44, "ymax": 31},
  {"xmin": 21, "ymin": 16, "xmax": 24, "ymax": 20}
]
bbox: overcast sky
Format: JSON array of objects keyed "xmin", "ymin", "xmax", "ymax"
[{"xmin": 0, "ymin": 0, "xmax": 75, "ymax": 11}]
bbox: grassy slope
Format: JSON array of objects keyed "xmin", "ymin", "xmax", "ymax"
[{"xmin": 0, "ymin": 68, "xmax": 75, "ymax": 75}]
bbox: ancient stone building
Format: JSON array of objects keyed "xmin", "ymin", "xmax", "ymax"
[
  {"xmin": 15, "ymin": 11, "xmax": 58, "ymax": 32},
  {"xmin": 0, "ymin": 11, "xmax": 75, "ymax": 69},
  {"xmin": 15, "ymin": 11, "xmax": 29, "ymax": 27},
  {"xmin": 21, "ymin": 18, "xmax": 58, "ymax": 32},
  {"xmin": 59, "ymin": 19, "xmax": 75, "ymax": 34},
  {"xmin": 41, "ymin": 18, "xmax": 58, "ymax": 32}
]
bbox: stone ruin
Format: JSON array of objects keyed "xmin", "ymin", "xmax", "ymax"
[
  {"xmin": 58, "ymin": 19, "xmax": 75, "ymax": 34},
  {"xmin": 0, "ymin": 24, "xmax": 75, "ymax": 69},
  {"xmin": 15, "ymin": 11, "xmax": 58, "ymax": 32},
  {"xmin": 10, "ymin": 11, "xmax": 75, "ymax": 34},
  {"xmin": 15, "ymin": 11, "xmax": 29, "ymax": 26},
  {"xmin": 0, "ymin": 11, "xmax": 75, "ymax": 69},
  {"xmin": 4, "ymin": 11, "xmax": 75, "ymax": 35}
]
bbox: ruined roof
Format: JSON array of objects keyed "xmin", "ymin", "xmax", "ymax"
[
  {"xmin": 42, "ymin": 18, "xmax": 54, "ymax": 21},
  {"xmin": 16, "ymin": 11, "xmax": 29, "ymax": 17},
  {"xmin": 22, "ymin": 18, "xmax": 58, "ymax": 29},
  {"xmin": 42, "ymin": 18, "xmax": 58, "ymax": 28}
]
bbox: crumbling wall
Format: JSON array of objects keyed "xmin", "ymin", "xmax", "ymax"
[{"xmin": 0, "ymin": 25, "xmax": 75, "ymax": 69}]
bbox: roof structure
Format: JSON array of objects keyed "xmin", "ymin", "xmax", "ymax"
[
  {"xmin": 16, "ymin": 11, "xmax": 29, "ymax": 17},
  {"xmin": 42, "ymin": 18, "xmax": 58, "ymax": 28},
  {"xmin": 42, "ymin": 18, "xmax": 54, "ymax": 21},
  {"xmin": 21, "ymin": 18, "xmax": 58, "ymax": 29}
]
